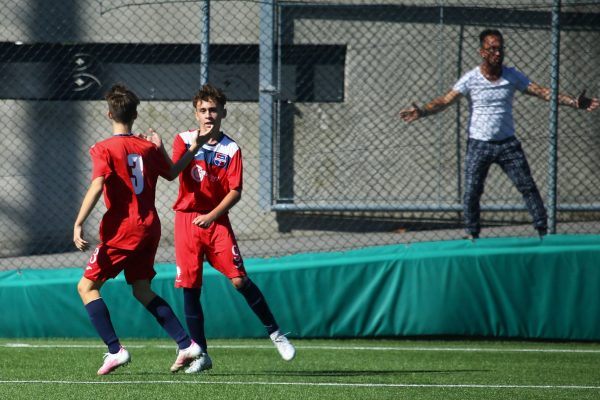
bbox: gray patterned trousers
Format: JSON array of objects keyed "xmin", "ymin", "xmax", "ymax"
[{"xmin": 463, "ymin": 137, "xmax": 548, "ymax": 236}]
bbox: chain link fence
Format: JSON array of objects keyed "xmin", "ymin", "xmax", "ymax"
[{"xmin": 1, "ymin": 0, "xmax": 599, "ymax": 270}]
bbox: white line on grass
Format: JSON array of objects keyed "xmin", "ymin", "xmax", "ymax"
[
  {"xmin": 1, "ymin": 380, "xmax": 600, "ymax": 390},
  {"xmin": 4, "ymin": 343, "xmax": 600, "ymax": 354},
  {"xmin": 208, "ymin": 345, "xmax": 600, "ymax": 354}
]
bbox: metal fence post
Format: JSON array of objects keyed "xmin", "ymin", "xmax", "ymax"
[
  {"xmin": 200, "ymin": 0, "xmax": 210, "ymax": 85},
  {"xmin": 547, "ymin": 0, "xmax": 561, "ymax": 233},
  {"xmin": 258, "ymin": 0, "xmax": 275, "ymax": 210}
]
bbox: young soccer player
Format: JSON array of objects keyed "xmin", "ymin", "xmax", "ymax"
[
  {"xmin": 73, "ymin": 84, "xmax": 213, "ymax": 375},
  {"xmin": 399, "ymin": 29, "xmax": 599, "ymax": 239},
  {"xmin": 169, "ymin": 84, "xmax": 295, "ymax": 373}
]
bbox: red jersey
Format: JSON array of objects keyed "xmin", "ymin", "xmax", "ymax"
[
  {"xmin": 90, "ymin": 134, "xmax": 170, "ymax": 250},
  {"xmin": 172, "ymin": 130, "xmax": 242, "ymax": 212}
]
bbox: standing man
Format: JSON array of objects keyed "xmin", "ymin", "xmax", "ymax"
[
  {"xmin": 170, "ymin": 84, "xmax": 295, "ymax": 374},
  {"xmin": 73, "ymin": 84, "xmax": 210, "ymax": 375},
  {"xmin": 399, "ymin": 29, "xmax": 599, "ymax": 239}
]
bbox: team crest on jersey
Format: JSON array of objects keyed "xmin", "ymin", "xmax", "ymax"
[{"xmin": 213, "ymin": 152, "xmax": 229, "ymax": 167}]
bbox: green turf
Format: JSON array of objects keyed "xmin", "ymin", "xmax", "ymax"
[{"xmin": 1, "ymin": 338, "xmax": 599, "ymax": 399}]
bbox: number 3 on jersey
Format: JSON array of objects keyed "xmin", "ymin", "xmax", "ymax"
[{"xmin": 128, "ymin": 154, "xmax": 144, "ymax": 194}]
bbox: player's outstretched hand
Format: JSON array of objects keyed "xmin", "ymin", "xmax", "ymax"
[
  {"xmin": 141, "ymin": 128, "xmax": 164, "ymax": 148},
  {"xmin": 73, "ymin": 225, "xmax": 89, "ymax": 251},
  {"xmin": 576, "ymin": 90, "xmax": 600, "ymax": 111},
  {"xmin": 399, "ymin": 103, "xmax": 421, "ymax": 122}
]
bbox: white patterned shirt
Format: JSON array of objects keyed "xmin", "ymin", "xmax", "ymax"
[{"xmin": 453, "ymin": 65, "xmax": 530, "ymax": 141}]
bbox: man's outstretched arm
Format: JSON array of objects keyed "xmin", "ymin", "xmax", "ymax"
[
  {"xmin": 399, "ymin": 89, "xmax": 462, "ymax": 123},
  {"xmin": 525, "ymin": 83, "xmax": 599, "ymax": 111}
]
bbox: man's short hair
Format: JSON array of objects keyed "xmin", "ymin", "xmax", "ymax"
[
  {"xmin": 193, "ymin": 84, "xmax": 227, "ymax": 109},
  {"xmin": 105, "ymin": 84, "xmax": 139, "ymax": 124},
  {"xmin": 479, "ymin": 29, "xmax": 503, "ymax": 47}
]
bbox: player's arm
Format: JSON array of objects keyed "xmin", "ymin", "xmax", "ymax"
[
  {"xmin": 399, "ymin": 89, "xmax": 462, "ymax": 123},
  {"xmin": 192, "ymin": 189, "xmax": 241, "ymax": 229},
  {"xmin": 146, "ymin": 128, "xmax": 175, "ymax": 170},
  {"xmin": 525, "ymin": 82, "xmax": 599, "ymax": 111},
  {"xmin": 167, "ymin": 137, "xmax": 202, "ymax": 180},
  {"xmin": 73, "ymin": 176, "xmax": 104, "ymax": 251},
  {"xmin": 145, "ymin": 128, "xmax": 213, "ymax": 181}
]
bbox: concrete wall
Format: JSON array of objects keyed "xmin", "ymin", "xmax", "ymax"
[
  {"xmin": 282, "ymin": 4, "xmax": 600, "ymax": 208},
  {"xmin": 0, "ymin": 1, "xmax": 273, "ymax": 257},
  {"xmin": 1, "ymin": 1, "xmax": 599, "ymax": 259}
]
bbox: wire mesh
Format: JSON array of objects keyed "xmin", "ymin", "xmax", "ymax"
[{"xmin": 0, "ymin": 0, "xmax": 599, "ymax": 270}]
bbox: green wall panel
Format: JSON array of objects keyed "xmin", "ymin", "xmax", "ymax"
[{"xmin": 1, "ymin": 235, "xmax": 599, "ymax": 340}]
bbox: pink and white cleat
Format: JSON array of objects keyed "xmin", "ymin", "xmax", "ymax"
[
  {"xmin": 97, "ymin": 346, "xmax": 131, "ymax": 375},
  {"xmin": 170, "ymin": 340, "xmax": 201, "ymax": 372}
]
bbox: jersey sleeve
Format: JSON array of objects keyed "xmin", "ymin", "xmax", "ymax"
[
  {"xmin": 90, "ymin": 144, "xmax": 111, "ymax": 180},
  {"xmin": 227, "ymin": 148, "xmax": 243, "ymax": 192},
  {"xmin": 172, "ymin": 134, "xmax": 188, "ymax": 163}
]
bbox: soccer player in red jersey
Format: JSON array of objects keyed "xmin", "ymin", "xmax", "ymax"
[
  {"xmin": 170, "ymin": 84, "xmax": 295, "ymax": 373},
  {"xmin": 73, "ymin": 84, "xmax": 212, "ymax": 375}
]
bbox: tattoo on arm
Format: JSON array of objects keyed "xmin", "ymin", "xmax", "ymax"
[
  {"xmin": 422, "ymin": 91, "xmax": 461, "ymax": 116},
  {"xmin": 527, "ymin": 82, "xmax": 577, "ymax": 108}
]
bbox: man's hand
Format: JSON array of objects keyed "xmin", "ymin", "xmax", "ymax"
[
  {"xmin": 399, "ymin": 103, "xmax": 422, "ymax": 123},
  {"xmin": 193, "ymin": 125, "xmax": 217, "ymax": 146},
  {"xmin": 73, "ymin": 224, "xmax": 89, "ymax": 251},
  {"xmin": 192, "ymin": 213, "xmax": 216, "ymax": 229},
  {"xmin": 138, "ymin": 129, "xmax": 164, "ymax": 148},
  {"xmin": 576, "ymin": 90, "xmax": 600, "ymax": 111},
  {"xmin": 399, "ymin": 91, "xmax": 461, "ymax": 122}
]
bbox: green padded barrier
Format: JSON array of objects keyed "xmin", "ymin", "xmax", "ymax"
[{"xmin": 1, "ymin": 234, "xmax": 600, "ymax": 340}]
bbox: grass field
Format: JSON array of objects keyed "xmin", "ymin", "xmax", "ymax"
[{"xmin": 1, "ymin": 338, "xmax": 600, "ymax": 399}]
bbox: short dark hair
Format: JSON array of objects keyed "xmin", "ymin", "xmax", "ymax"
[
  {"xmin": 193, "ymin": 84, "xmax": 227, "ymax": 109},
  {"xmin": 479, "ymin": 29, "xmax": 503, "ymax": 47},
  {"xmin": 105, "ymin": 84, "xmax": 139, "ymax": 124}
]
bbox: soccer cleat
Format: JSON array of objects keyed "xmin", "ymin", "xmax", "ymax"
[
  {"xmin": 170, "ymin": 340, "xmax": 201, "ymax": 372},
  {"xmin": 185, "ymin": 352, "xmax": 213, "ymax": 374},
  {"xmin": 97, "ymin": 346, "xmax": 131, "ymax": 375},
  {"xmin": 270, "ymin": 331, "xmax": 296, "ymax": 361}
]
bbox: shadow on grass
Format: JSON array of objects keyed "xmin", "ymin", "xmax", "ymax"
[{"xmin": 204, "ymin": 369, "xmax": 489, "ymax": 377}]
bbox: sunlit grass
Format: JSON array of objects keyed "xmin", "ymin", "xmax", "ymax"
[{"xmin": 1, "ymin": 338, "xmax": 599, "ymax": 400}]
